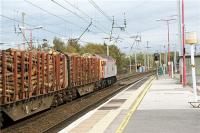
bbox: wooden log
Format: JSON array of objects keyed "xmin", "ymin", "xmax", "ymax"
[
  {"xmin": 0, "ymin": 49, "xmax": 66, "ymax": 101},
  {"xmin": 0, "ymin": 89, "xmax": 14, "ymax": 93}
]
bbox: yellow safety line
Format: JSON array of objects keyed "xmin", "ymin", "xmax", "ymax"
[{"xmin": 115, "ymin": 76, "xmax": 155, "ymax": 133}]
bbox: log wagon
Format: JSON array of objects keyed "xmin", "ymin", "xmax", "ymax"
[{"xmin": 0, "ymin": 49, "xmax": 117, "ymax": 122}]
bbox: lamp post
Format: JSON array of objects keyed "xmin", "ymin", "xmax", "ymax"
[
  {"xmin": 19, "ymin": 26, "xmax": 43, "ymax": 49},
  {"xmin": 181, "ymin": 0, "xmax": 187, "ymax": 86},
  {"xmin": 146, "ymin": 41, "xmax": 151, "ymax": 70},
  {"xmin": 157, "ymin": 18, "xmax": 176, "ymax": 77},
  {"xmin": 135, "ymin": 50, "xmax": 137, "ymax": 72}
]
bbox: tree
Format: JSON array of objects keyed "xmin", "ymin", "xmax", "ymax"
[
  {"xmin": 53, "ymin": 37, "xmax": 67, "ymax": 52},
  {"xmin": 66, "ymin": 39, "xmax": 81, "ymax": 53},
  {"xmin": 80, "ymin": 43, "xmax": 106, "ymax": 55}
]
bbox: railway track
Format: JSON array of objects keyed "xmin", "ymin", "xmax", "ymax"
[{"xmin": 2, "ymin": 71, "xmax": 155, "ymax": 133}]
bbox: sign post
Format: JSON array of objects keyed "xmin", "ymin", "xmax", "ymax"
[{"xmin": 186, "ymin": 32, "xmax": 199, "ymax": 102}]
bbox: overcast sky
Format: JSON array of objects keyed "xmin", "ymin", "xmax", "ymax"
[{"xmin": 0, "ymin": 0, "xmax": 200, "ymax": 54}]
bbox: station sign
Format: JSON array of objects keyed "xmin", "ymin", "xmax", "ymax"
[{"xmin": 185, "ymin": 32, "xmax": 198, "ymax": 45}]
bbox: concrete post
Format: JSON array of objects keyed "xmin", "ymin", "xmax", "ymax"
[
  {"xmin": 174, "ymin": 50, "xmax": 177, "ymax": 73},
  {"xmin": 171, "ymin": 62, "xmax": 174, "ymax": 78},
  {"xmin": 144, "ymin": 53, "xmax": 146, "ymax": 70},
  {"xmin": 160, "ymin": 53, "xmax": 162, "ymax": 66},
  {"xmin": 135, "ymin": 52, "xmax": 137, "ymax": 72},
  {"xmin": 129, "ymin": 56, "xmax": 132, "ymax": 73},
  {"xmin": 165, "ymin": 51, "xmax": 168, "ymax": 74},
  {"xmin": 190, "ymin": 45, "xmax": 198, "ymax": 102}
]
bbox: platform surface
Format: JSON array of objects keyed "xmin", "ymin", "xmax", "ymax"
[
  {"xmin": 124, "ymin": 76, "xmax": 200, "ymax": 133},
  {"xmin": 59, "ymin": 76, "xmax": 200, "ymax": 133},
  {"xmin": 59, "ymin": 77, "xmax": 152, "ymax": 133}
]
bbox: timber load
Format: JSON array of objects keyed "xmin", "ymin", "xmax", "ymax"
[{"xmin": 0, "ymin": 49, "xmax": 68, "ymax": 105}]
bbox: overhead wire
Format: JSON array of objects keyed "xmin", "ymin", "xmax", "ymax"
[
  {"xmin": 88, "ymin": 0, "xmax": 119, "ymax": 41},
  {"xmin": 88, "ymin": 0, "xmax": 132, "ymax": 40},
  {"xmin": 51, "ymin": 0, "xmax": 89, "ymax": 23},
  {"xmin": 63, "ymin": 0, "xmax": 110, "ymax": 33},
  {"xmin": 88, "ymin": 0, "xmax": 112, "ymax": 22},
  {"xmin": 0, "ymin": 43, "xmax": 19, "ymax": 47},
  {"xmin": 0, "ymin": 14, "xmax": 65, "ymax": 37},
  {"xmin": 1, "ymin": 14, "xmax": 109, "ymax": 48},
  {"xmin": 121, "ymin": 18, "xmax": 178, "ymax": 53},
  {"xmin": 50, "ymin": 0, "xmax": 111, "ymax": 36},
  {"xmin": 24, "ymin": 0, "xmax": 86, "ymax": 30},
  {"xmin": 63, "ymin": 0, "xmax": 92, "ymax": 19},
  {"xmin": 23, "ymin": 0, "xmax": 119, "ymax": 41},
  {"xmin": 2, "ymin": 0, "xmax": 160, "ymax": 50}
]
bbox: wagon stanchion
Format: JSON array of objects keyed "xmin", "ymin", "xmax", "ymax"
[
  {"xmin": 46, "ymin": 54, "xmax": 50, "ymax": 92},
  {"xmin": 28, "ymin": 52, "xmax": 33, "ymax": 97},
  {"xmin": 63, "ymin": 55, "xmax": 66, "ymax": 88},
  {"xmin": 37, "ymin": 52, "xmax": 40, "ymax": 95},
  {"xmin": 2, "ymin": 51, "xmax": 7, "ymax": 104},
  {"xmin": 41, "ymin": 53, "xmax": 45, "ymax": 94},
  {"xmin": 57, "ymin": 55, "xmax": 60, "ymax": 90},
  {"xmin": 53, "ymin": 55, "xmax": 56, "ymax": 91},
  {"xmin": 13, "ymin": 51, "xmax": 18, "ymax": 100},
  {"xmin": 21, "ymin": 51, "xmax": 25, "ymax": 99}
]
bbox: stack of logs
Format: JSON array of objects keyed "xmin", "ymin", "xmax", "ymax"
[
  {"xmin": 0, "ymin": 49, "xmax": 67, "ymax": 105},
  {"xmin": 69, "ymin": 55, "xmax": 100, "ymax": 87}
]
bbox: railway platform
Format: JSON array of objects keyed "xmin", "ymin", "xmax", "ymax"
[
  {"xmin": 122, "ymin": 75, "xmax": 200, "ymax": 133},
  {"xmin": 59, "ymin": 75, "xmax": 200, "ymax": 133}
]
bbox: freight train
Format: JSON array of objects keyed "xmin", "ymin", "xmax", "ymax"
[{"xmin": 0, "ymin": 49, "xmax": 117, "ymax": 121}]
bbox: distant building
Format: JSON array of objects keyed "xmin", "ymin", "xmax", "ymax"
[{"xmin": 179, "ymin": 55, "xmax": 200, "ymax": 85}]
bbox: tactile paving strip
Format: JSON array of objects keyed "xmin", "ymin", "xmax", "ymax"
[
  {"xmin": 98, "ymin": 99, "xmax": 127, "ymax": 110},
  {"xmin": 99, "ymin": 106, "xmax": 120, "ymax": 110},
  {"xmin": 108, "ymin": 99, "xmax": 126, "ymax": 103}
]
